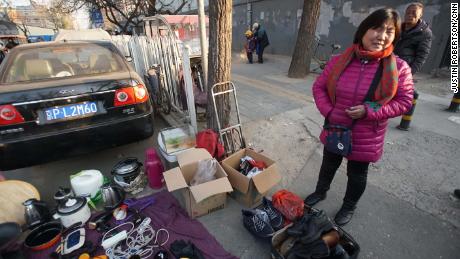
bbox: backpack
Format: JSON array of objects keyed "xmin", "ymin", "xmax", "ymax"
[{"xmin": 196, "ymin": 129, "xmax": 225, "ymax": 160}]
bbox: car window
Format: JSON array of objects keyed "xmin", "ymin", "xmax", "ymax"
[{"xmin": 2, "ymin": 43, "xmax": 126, "ymax": 83}]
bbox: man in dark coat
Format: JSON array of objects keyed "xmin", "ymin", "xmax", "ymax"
[
  {"xmin": 394, "ymin": 2, "xmax": 432, "ymax": 74},
  {"xmin": 0, "ymin": 42, "xmax": 5, "ymax": 65},
  {"xmin": 252, "ymin": 23, "xmax": 270, "ymax": 63},
  {"xmin": 394, "ymin": 2, "xmax": 432, "ymax": 131}
]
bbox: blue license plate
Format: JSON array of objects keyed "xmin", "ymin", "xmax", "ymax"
[{"xmin": 44, "ymin": 102, "xmax": 98, "ymax": 121}]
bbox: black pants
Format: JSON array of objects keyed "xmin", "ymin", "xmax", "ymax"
[
  {"xmin": 246, "ymin": 52, "xmax": 253, "ymax": 63},
  {"xmin": 314, "ymin": 148, "xmax": 370, "ymax": 209},
  {"xmin": 258, "ymin": 47, "xmax": 265, "ymax": 63}
]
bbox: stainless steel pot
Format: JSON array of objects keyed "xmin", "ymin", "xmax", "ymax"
[{"xmin": 101, "ymin": 184, "xmax": 125, "ymax": 210}]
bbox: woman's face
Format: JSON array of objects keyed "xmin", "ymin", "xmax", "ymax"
[{"xmin": 362, "ymin": 20, "xmax": 396, "ymax": 51}]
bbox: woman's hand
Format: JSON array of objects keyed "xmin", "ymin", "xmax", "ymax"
[{"xmin": 345, "ymin": 105, "xmax": 366, "ymax": 119}]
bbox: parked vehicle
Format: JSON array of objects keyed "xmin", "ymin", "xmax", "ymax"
[
  {"xmin": 0, "ymin": 41, "xmax": 154, "ymax": 170},
  {"xmin": 0, "ymin": 35, "xmax": 27, "ymax": 47}
]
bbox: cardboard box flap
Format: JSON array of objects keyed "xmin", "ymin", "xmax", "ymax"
[
  {"xmin": 177, "ymin": 148, "xmax": 212, "ymax": 166},
  {"xmin": 252, "ymin": 163, "xmax": 281, "ymax": 193},
  {"xmin": 163, "ymin": 167, "xmax": 188, "ymax": 192},
  {"xmin": 190, "ymin": 177, "xmax": 233, "ymax": 203},
  {"xmin": 221, "ymin": 162, "xmax": 251, "ymax": 194}
]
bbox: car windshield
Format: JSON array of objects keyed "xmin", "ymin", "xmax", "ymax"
[{"xmin": 2, "ymin": 43, "xmax": 126, "ymax": 83}]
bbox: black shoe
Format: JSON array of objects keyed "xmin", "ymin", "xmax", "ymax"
[
  {"xmin": 454, "ymin": 189, "xmax": 460, "ymax": 199},
  {"xmin": 260, "ymin": 197, "xmax": 284, "ymax": 230},
  {"xmin": 396, "ymin": 125, "xmax": 409, "ymax": 131},
  {"xmin": 334, "ymin": 206, "xmax": 355, "ymax": 226},
  {"xmin": 304, "ymin": 192, "xmax": 327, "ymax": 207},
  {"xmin": 242, "ymin": 209, "xmax": 275, "ymax": 238}
]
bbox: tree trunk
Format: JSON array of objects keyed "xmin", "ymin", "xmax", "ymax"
[
  {"xmin": 288, "ymin": 0, "xmax": 321, "ymax": 78},
  {"xmin": 206, "ymin": 0, "xmax": 232, "ymax": 131}
]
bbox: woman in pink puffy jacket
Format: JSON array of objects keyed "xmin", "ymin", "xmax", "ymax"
[{"xmin": 305, "ymin": 8, "xmax": 414, "ymax": 226}]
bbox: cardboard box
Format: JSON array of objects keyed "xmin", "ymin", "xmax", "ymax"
[
  {"xmin": 163, "ymin": 148, "xmax": 233, "ymax": 218},
  {"xmin": 221, "ymin": 148, "xmax": 281, "ymax": 207}
]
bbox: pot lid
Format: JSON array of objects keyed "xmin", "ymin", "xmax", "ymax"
[
  {"xmin": 54, "ymin": 187, "xmax": 72, "ymax": 201},
  {"xmin": 57, "ymin": 197, "xmax": 86, "ymax": 215},
  {"xmin": 112, "ymin": 158, "xmax": 142, "ymax": 175}
]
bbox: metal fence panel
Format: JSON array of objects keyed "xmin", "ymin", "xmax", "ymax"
[{"xmin": 111, "ymin": 26, "xmax": 197, "ymax": 132}]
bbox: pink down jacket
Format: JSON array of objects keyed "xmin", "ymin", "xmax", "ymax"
[{"xmin": 312, "ymin": 55, "xmax": 414, "ymax": 163}]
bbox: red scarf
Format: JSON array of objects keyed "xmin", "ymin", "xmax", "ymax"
[{"xmin": 326, "ymin": 44, "xmax": 398, "ymax": 110}]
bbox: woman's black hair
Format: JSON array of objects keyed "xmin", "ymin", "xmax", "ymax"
[{"xmin": 353, "ymin": 8, "xmax": 401, "ymax": 45}]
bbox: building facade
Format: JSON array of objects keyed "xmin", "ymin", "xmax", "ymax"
[
  {"xmin": 183, "ymin": 0, "xmax": 450, "ymax": 74},
  {"xmin": 8, "ymin": 5, "xmax": 54, "ymax": 29}
]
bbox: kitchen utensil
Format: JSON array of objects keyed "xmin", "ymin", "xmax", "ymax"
[
  {"xmin": 101, "ymin": 184, "xmax": 125, "ymax": 210},
  {"xmin": 54, "ymin": 187, "xmax": 72, "ymax": 205},
  {"xmin": 111, "ymin": 158, "xmax": 142, "ymax": 184},
  {"xmin": 24, "ymin": 221, "xmax": 62, "ymax": 251},
  {"xmin": 23, "ymin": 198, "xmax": 51, "ymax": 229},
  {"xmin": 55, "ymin": 197, "xmax": 91, "ymax": 228}
]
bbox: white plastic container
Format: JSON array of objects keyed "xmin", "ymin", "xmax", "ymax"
[{"xmin": 70, "ymin": 170, "xmax": 103, "ymax": 198}]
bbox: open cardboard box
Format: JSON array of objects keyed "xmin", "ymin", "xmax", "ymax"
[
  {"xmin": 221, "ymin": 148, "xmax": 281, "ymax": 207},
  {"xmin": 163, "ymin": 148, "xmax": 233, "ymax": 218}
]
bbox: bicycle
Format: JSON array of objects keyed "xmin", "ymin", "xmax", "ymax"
[
  {"xmin": 144, "ymin": 64, "xmax": 172, "ymax": 115},
  {"xmin": 311, "ymin": 36, "xmax": 341, "ymax": 73}
]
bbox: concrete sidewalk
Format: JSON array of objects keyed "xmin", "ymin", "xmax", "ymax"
[{"xmin": 193, "ymin": 54, "xmax": 460, "ymax": 258}]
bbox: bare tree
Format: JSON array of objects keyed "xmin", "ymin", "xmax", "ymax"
[
  {"xmin": 5, "ymin": 6, "xmax": 30, "ymax": 37},
  {"xmin": 5, "ymin": 0, "xmax": 71, "ymax": 34},
  {"xmin": 16, "ymin": 22, "xmax": 30, "ymax": 38},
  {"xmin": 288, "ymin": 0, "xmax": 321, "ymax": 78},
  {"xmin": 206, "ymin": 0, "xmax": 232, "ymax": 131},
  {"xmin": 30, "ymin": 1, "xmax": 69, "ymax": 30},
  {"xmin": 55, "ymin": 0, "xmax": 189, "ymax": 33}
]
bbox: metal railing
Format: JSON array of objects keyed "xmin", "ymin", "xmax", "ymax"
[{"xmin": 111, "ymin": 28, "xmax": 197, "ymax": 133}]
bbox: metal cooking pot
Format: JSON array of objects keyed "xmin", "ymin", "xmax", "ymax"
[
  {"xmin": 24, "ymin": 221, "xmax": 62, "ymax": 251},
  {"xmin": 101, "ymin": 184, "xmax": 125, "ymax": 210},
  {"xmin": 111, "ymin": 157, "xmax": 143, "ymax": 184}
]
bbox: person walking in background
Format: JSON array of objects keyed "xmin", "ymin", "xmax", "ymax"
[
  {"xmin": 0, "ymin": 43, "xmax": 6, "ymax": 65},
  {"xmin": 244, "ymin": 30, "xmax": 256, "ymax": 64},
  {"xmin": 394, "ymin": 2, "xmax": 432, "ymax": 75},
  {"xmin": 394, "ymin": 2, "xmax": 432, "ymax": 131},
  {"xmin": 305, "ymin": 8, "xmax": 414, "ymax": 226},
  {"xmin": 252, "ymin": 23, "xmax": 270, "ymax": 63}
]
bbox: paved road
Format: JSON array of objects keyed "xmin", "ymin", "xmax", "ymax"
[{"xmin": 217, "ymin": 54, "xmax": 460, "ymax": 258}]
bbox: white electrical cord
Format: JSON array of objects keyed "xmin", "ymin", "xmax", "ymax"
[{"xmin": 103, "ymin": 217, "xmax": 170, "ymax": 259}]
